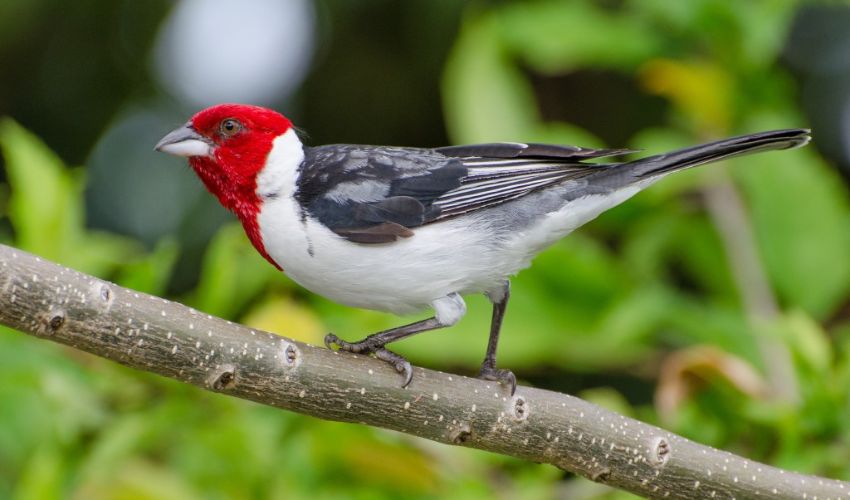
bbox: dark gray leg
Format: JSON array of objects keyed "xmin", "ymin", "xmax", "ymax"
[
  {"xmin": 479, "ymin": 281, "xmax": 517, "ymax": 395},
  {"xmin": 324, "ymin": 317, "xmax": 444, "ymax": 388}
]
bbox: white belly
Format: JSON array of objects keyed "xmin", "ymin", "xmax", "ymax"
[{"xmin": 258, "ymin": 196, "xmax": 506, "ymax": 314}]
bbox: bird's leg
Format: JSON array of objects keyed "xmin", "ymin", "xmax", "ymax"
[
  {"xmin": 479, "ymin": 281, "xmax": 517, "ymax": 395},
  {"xmin": 325, "ymin": 317, "xmax": 442, "ymax": 388},
  {"xmin": 325, "ymin": 294, "xmax": 469, "ymax": 388}
]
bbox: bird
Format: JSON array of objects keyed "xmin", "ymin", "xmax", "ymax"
[{"xmin": 155, "ymin": 103, "xmax": 810, "ymax": 395}]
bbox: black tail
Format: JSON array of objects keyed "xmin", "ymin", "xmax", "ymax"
[{"xmin": 626, "ymin": 129, "xmax": 811, "ymax": 178}]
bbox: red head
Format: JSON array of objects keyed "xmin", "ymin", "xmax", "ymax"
[
  {"xmin": 157, "ymin": 103, "xmax": 293, "ymax": 210},
  {"xmin": 156, "ymin": 104, "xmax": 296, "ymax": 269}
]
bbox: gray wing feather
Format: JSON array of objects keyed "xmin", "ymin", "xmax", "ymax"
[
  {"xmin": 431, "ymin": 158, "xmax": 616, "ymax": 219},
  {"xmin": 297, "ymin": 142, "xmax": 629, "ymax": 243}
]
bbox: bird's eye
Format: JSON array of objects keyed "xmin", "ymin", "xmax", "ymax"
[{"xmin": 219, "ymin": 119, "xmax": 243, "ymax": 137}]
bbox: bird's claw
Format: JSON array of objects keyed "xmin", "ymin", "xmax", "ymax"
[
  {"xmin": 323, "ymin": 333, "xmax": 413, "ymax": 388},
  {"xmin": 479, "ymin": 365, "xmax": 517, "ymax": 396},
  {"xmin": 374, "ymin": 348, "xmax": 413, "ymax": 388}
]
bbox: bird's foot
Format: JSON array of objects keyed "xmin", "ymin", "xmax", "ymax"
[
  {"xmin": 373, "ymin": 348, "xmax": 413, "ymax": 388},
  {"xmin": 479, "ymin": 364, "xmax": 517, "ymax": 396},
  {"xmin": 324, "ymin": 333, "xmax": 413, "ymax": 388}
]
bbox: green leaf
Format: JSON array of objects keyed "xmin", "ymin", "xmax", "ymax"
[
  {"xmin": 578, "ymin": 387, "xmax": 635, "ymax": 418},
  {"xmin": 75, "ymin": 414, "xmax": 150, "ymax": 486},
  {"xmin": 727, "ymin": 1, "xmax": 799, "ymax": 67},
  {"xmin": 0, "ymin": 118, "xmax": 80, "ymax": 259},
  {"xmin": 663, "ymin": 296, "xmax": 761, "ymax": 364},
  {"xmin": 189, "ymin": 224, "xmax": 284, "ymax": 319},
  {"xmin": 76, "ymin": 460, "xmax": 202, "ymax": 500},
  {"xmin": 0, "ymin": 118, "xmax": 139, "ymax": 276},
  {"xmin": 12, "ymin": 444, "xmax": 64, "ymax": 500},
  {"xmin": 628, "ymin": 0, "xmax": 798, "ymax": 67},
  {"xmin": 732, "ymin": 148, "xmax": 850, "ymax": 319},
  {"xmin": 776, "ymin": 310, "xmax": 833, "ymax": 376},
  {"xmin": 442, "ymin": 13, "xmax": 539, "ymax": 143},
  {"xmin": 115, "ymin": 238, "xmax": 180, "ymax": 295},
  {"xmin": 499, "ymin": 1, "xmax": 661, "ymax": 72}
]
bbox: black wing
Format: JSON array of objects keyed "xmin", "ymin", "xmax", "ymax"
[
  {"xmin": 295, "ymin": 145, "xmax": 465, "ymax": 243},
  {"xmin": 296, "ymin": 143, "xmax": 631, "ymax": 244}
]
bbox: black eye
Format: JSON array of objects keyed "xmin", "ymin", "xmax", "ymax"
[{"xmin": 219, "ymin": 118, "xmax": 243, "ymax": 137}]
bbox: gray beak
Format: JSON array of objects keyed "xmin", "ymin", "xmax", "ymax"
[{"xmin": 154, "ymin": 124, "xmax": 214, "ymax": 157}]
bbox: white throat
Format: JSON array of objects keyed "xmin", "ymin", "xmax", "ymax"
[{"xmin": 255, "ymin": 128, "xmax": 305, "ymax": 200}]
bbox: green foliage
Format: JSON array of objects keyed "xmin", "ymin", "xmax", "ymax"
[
  {"xmin": 733, "ymin": 149, "xmax": 850, "ymax": 318},
  {"xmin": 188, "ymin": 224, "xmax": 286, "ymax": 320},
  {"xmin": 438, "ymin": 0, "xmax": 850, "ymax": 490},
  {"xmin": 0, "ymin": 119, "xmax": 140, "ymax": 276},
  {"xmin": 2, "ymin": 1, "xmax": 850, "ymax": 498}
]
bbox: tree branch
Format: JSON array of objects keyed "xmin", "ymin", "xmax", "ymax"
[
  {"xmin": 702, "ymin": 174, "xmax": 799, "ymax": 404},
  {"xmin": 0, "ymin": 243, "xmax": 846, "ymax": 499}
]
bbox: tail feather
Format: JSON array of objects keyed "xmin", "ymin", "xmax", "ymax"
[{"xmin": 626, "ymin": 129, "xmax": 811, "ymax": 178}]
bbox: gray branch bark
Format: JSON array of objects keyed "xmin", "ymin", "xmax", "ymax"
[{"xmin": 0, "ymin": 243, "xmax": 846, "ymax": 499}]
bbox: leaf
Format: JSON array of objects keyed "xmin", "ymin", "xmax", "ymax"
[
  {"xmin": 663, "ymin": 295, "xmax": 762, "ymax": 363},
  {"xmin": 241, "ymin": 294, "xmax": 326, "ymax": 345},
  {"xmin": 442, "ymin": 3, "xmax": 660, "ymax": 146},
  {"xmin": 640, "ymin": 58, "xmax": 733, "ymax": 133},
  {"xmin": 732, "ymin": 147, "xmax": 850, "ymax": 319},
  {"xmin": 499, "ymin": 1, "xmax": 661, "ymax": 72},
  {"xmin": 76, "ymin": 459, "xmax": 202, "ymax": 500},
  {"xmin": 630, "ymin": 0, "xmax": 798, "ymax": 67},
  {"xmin": 776, "ymin": 310, "xmax": 833, "ymax": 376},
  {"xmin": 114, "ymin": 238, "xmax": 180, "ymax": 296},
  {"xmin": 308, "ymin": 422, "xmax": 440, "ymax": 494},
  {"xmin": 0, "ymin": 329, "xmax": 107, "ymax": 471},
  {"xmin": 656, "ymin": 345, "xmax": 768, "ymax": 421},
  {"xmin": 0, "ymin": 118, "xmax": 139, "ymax": 276},
  {"xmin": 189, "ymin": 223, "xmax": 286, "ymax": 319},
  {"xmin": 727, "ymin": 1, "xmax": 800, "ymax": 67},
  {"xmin": 74, "ymin": 414, "xmax": 150, "ymax": 486},
  {"xmin": 442, "ymin": 13, "xmax": 539, "ymax": 143},
  {"xmin": 578, "ymin": 387, "xmax": 635, "ymax": 418},
  {"xmin": 12, "ymin": 444, "xmax": 64, "ymax": 500},
  {"xmin": 0, "ymin": 118, "xmax": 80, "ymax": 259}
]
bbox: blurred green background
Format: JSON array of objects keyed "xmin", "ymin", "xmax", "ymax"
[{"xmin": 1, "ymin": 0, "xmax": 850, "ymax": 498}]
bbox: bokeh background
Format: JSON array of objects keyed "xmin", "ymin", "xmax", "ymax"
[{"xmin": 1, "ymin": 1, "xmax": 849, "ymax": 498}]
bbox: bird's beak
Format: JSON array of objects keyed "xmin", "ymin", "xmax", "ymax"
[{"xmin": 154, "ymin": 124, "xmax": 214, "ymax": 158}]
